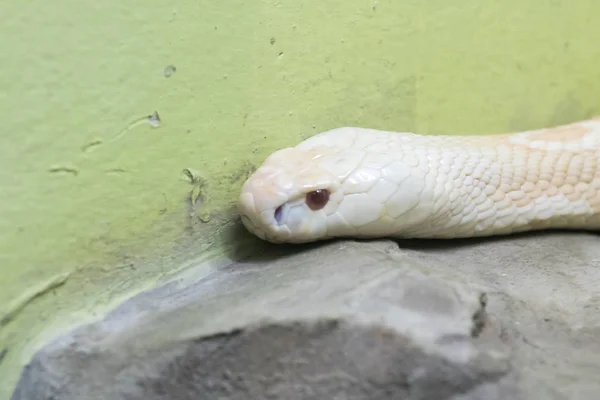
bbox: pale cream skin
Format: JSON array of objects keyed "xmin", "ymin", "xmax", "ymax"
[{"xmin": 237, "ymin": 119, "xmax": 600, "ymax": 244}]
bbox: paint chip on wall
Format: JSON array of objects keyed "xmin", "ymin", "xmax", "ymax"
[{"xmin": 164, "ymin": 65, "xmax": 177, "ymax": 78}]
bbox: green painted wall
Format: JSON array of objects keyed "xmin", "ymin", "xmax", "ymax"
[{"xmin": 1, "ymin": 0, "xmax": 599, "ymax": 397}]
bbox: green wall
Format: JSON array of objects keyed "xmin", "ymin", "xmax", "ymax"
[{"xmin": 1, "ymin": 0, "xmax": 599, "ymax": 397}]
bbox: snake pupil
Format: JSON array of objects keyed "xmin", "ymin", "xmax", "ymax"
[{"xmin": 306, "ymin": 189, "xmax": 330, "ymax": 211}]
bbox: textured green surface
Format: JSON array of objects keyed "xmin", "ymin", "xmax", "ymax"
[{"xmin": 1, "ymin": 0, "xmax": 599, "ymax": 397}]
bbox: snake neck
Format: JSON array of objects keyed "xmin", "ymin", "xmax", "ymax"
[{"xmin": 399, "ymin": 136, "xmax": 600, "ymax": 238}]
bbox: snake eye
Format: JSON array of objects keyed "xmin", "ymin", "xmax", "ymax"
[{"xmin": 305, "ymin": 189, "xmax": 330, "ymax": 211}]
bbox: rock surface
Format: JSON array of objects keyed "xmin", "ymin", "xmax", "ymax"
[{"xmin": 10, "ymin": 232, "xmax": 600, "ymax": 400}]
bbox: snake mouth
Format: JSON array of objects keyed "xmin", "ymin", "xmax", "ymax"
[{"xmin": 274, "ymin": 205, "xmax": 284, "ymax": 224}]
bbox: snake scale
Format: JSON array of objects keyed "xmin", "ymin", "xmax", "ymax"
[{"xmin": 237, "ymin": 118, "xmax": 600, "ymax": 243}]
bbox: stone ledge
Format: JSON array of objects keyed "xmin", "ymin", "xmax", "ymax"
[{"xmin": 11, "ymin": 234, "xmax": 600, "ymax": 399}]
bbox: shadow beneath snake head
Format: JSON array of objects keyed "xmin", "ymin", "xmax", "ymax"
[
  {"xmin": 224, "ymin": 216, "xmax": 332, "ymax": 263},
  {"xmin": 227, "ymin": 217, "xmax": 599, "ymax": 262}
]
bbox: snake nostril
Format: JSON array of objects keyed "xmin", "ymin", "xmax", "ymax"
[{"xmin": 274, "ymin": 206, "xmax": 283, "ymax": 223}]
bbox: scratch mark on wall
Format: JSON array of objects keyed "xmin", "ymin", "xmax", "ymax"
[
  {"xmin": 182, "ymin": 168, "xmax": 211, "ymax": 228},
  {"xmin": 106, "ymin": 168, "xmax": 128, "ymax": 174},
  {"xmin": 81, "ymin": 139, "xmax": 104, "ymax": 152},
  {"xmin": 181, "ymin": 168, "xmax": 203, "ymax": 185},
  {"xmin": 48, "ymin": 165, "xmax": 79, "ymax": 176},
  {"xmin": 109, "ymin": 111, "xmax": 161, "ymax": 144},
  {"xmin": 0, "ymin": 272, "xmax": 71, "ymax": 327}
]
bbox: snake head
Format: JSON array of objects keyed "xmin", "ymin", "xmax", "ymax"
[
  {"xmin": 238, "ymin": 127, "xmax": 433, "ymax": 243},
  {"xmin": 237, "ymin": 146, "xmax": 345, "ymax": 243}
]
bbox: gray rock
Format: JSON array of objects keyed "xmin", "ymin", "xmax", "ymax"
[{"xmin": 10, "ymin": 232, "xmax": 600, "ymax": 400}]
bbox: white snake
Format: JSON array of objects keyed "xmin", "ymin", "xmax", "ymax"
[{"xmin": 237, "ymin": 118, "xmax": 600, "ymax": 243}]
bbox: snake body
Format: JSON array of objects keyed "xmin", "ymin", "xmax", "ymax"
[{"xmin": 237, "ymin": 118, "xmax": 600, "ymax": 243}]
